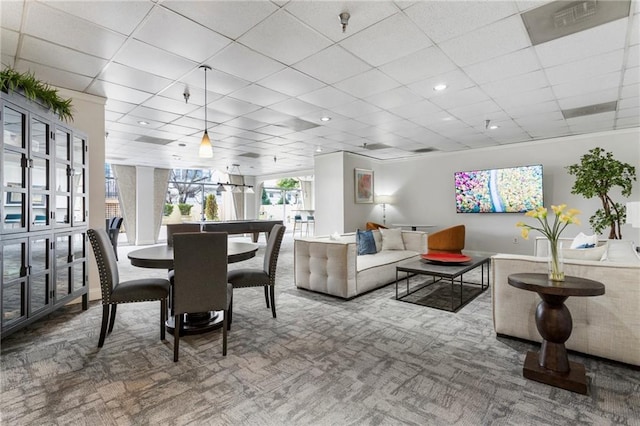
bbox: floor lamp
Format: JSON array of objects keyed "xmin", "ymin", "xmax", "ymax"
[{"xmin": 376, "ymin": 195, "xmax": 394, "ymax": 226}]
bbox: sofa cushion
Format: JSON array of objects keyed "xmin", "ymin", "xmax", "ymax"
[
  {"xmin": 370, "ymin": 229, "xmax": 382, "ymax": 252},
  {"xmin": 570, "ymin": 232, "xmax": 599, "ymax": 249},
  {"xmin": 357, "ymin": 250, "xmax": 417, "ymax": 272},
  {"xmin": 356, "ymin": 229, "xmax": 376, "ymax": 255},
  {"xmin": 602, "ymin": 240, "xmax": 640, "ymax": 263},
  {"xmin": 563, "ymin": 244, "xmax": 607, "ymax": 261},
  {"xmin": 380, "ymin": 228, "xmax": 404, "ymax": 250}
]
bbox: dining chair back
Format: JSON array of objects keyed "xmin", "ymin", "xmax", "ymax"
[
  {"xmin": 105, "ymin": 217, "xmax": 123, "ymax": 259},
  {"xmin": 166, "ymin": 223, "xmax": 201, "ymax": 246},
  {"xmin": 87, "ymin": 228, "xmax": 169, "ymax": 348},
  {"xmin": 172, "ymin": 232, "xmax": 232, "ymax": 361},
  {"xmin": 227, "ymin": 224, "xmax": 286, "ymax": 318}
]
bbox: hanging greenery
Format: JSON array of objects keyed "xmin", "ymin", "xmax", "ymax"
[{"xmin": 0, "ymin": 67, "xmax": 74, "ymax": 122}]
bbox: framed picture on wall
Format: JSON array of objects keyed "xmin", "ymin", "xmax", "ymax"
[{"xmin": 354, "ymin": 168, "xmax": 374, "ymax": 204}]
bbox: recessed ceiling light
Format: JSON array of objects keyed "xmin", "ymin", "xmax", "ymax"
[
  {"xmin": 489, "ymin": 125, "xmax": 499, "ymax": 130},
  {"xmin": 315, "ymin": 147, "xmax": 323, "ymax": 152},
  {"xmin": 320, "ymin": 116, "xmax": 331, "ymax": 122},
  {"xmin": 138, "ymin": 120, "xmax": 149, "ymax": 125},
  {"xmin": 433, "ymin": 84, "xmax": 447, "ymax": 91},
  {"xmin": 442, "ymin": 116, "xmax": 454, "ymax": 121}
]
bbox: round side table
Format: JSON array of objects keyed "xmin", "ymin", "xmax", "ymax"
[{"xmin": 508, "ymin": 273, "xmax": 605, "ymax": 394}]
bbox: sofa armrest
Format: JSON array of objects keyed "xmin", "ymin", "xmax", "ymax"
[
  {"xmin": 294, "ymin": 238, "xmax": 358, "ymax": 298},
  {"xmin": 401, "ymin": 231, "xmax": 428, "ymax": 253}
]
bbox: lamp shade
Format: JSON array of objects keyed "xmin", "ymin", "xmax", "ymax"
[
  {"xmin": 626, "ymin": 201, "xmax": 640, "ymax": 228},
  {"xmin": 376, "ymin": 195, "xmax": 394, "ymax": 205},
  {"xmin": 199, "ymin": 131, "xmax": 212, "ymax": 158}
]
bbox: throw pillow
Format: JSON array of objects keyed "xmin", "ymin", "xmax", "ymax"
[
  {"xmin": 356, "ymin": 229, "xmax": 377, "ymax": 255},
  {"xmin": 380, "ymin": 228, "xmax": 404, "ymax": 250},
  {"xmin": 371, "ymin": 229, "xmax": 382, "ymax": 252},
  {"xmin": 570, "ymin": 232, "xmax": 599, "ymax": 249},
  {"xmin": 602, "ymin": 240, "xmax": 640, "ymax": 264},
  {"xmin": 563, "ymin": 243, "xmax": 607, "ymax": 261}
]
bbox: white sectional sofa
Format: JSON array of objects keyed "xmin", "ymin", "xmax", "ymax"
[
  {"xmin": 294, "ymin": 230, "xmax": 428, "ymax": 299},
  {"xmin": 492, "ymin": 237, "xmax": 640, "ymax": 366}
]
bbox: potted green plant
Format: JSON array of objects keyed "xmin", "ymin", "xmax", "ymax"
[
  {"xmin": 178, "ymin": 203, "xmax": 193, "ymax": 217},
  {"xmin": 0, "ymin": 67, "xmax": 73, "ymax": 122},
  {"xmin": 566, "ymin": 147, "xmax": 636, "ymax": 239},
  {"xmin": 164, "ymin": 203, "xmax": 174, "ymax": 217},
  {"xmin": 204, "ymin": 194, "xmax": 219, "ymax": 221}
]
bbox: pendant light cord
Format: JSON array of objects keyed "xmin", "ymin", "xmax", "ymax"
[{"xmin": 203, "ymin": 66, "xmax": 208, "ymax": 134}]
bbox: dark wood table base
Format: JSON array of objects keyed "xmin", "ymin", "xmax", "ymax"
[{"xmin": 523, "ymin": 351, "xmax": 588, "ymax": 394}]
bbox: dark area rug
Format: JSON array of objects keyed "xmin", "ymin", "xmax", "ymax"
[{"xmin": 396, "ymin": 279, "xmax": 486, "ymax": 312}]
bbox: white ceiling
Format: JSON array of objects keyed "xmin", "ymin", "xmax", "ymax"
[{"xmin": 2, "ymin": 0, "xmax": 639, "ymax": 176}]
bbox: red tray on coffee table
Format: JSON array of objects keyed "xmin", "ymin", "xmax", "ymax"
[{"xmin": 421, "ymin": 253, "xmax": 472, "ymax": 264}]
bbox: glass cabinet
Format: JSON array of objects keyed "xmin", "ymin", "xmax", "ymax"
[{"xmin": 1, "ymin": 91, "xmax": 88, "ymax": 338}]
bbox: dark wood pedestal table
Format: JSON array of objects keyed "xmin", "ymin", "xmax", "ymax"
[
  {"xmin": 507, "ymin": 273, "xmax": 605, "ymax": 394},
  {"xmin": 128, "ymin": 241, "xmax": 258, "ymax": 336}
]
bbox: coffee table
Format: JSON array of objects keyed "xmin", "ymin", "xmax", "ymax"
[{"xmin": 395, "ymin": 254, "xmax": 490, "ymax": 312}]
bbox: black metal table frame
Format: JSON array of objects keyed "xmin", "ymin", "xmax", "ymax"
[{"xmin": 395, "ymin": 257, "xmax": 490, "ymax": 312}]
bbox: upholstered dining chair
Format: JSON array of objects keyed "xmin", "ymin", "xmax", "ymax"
[
  {"xmin": 166, "ymin": 223, "xmax": 201, "ymax": 246},
  {"xmin": 227, "ymin": 224, "xmax": 285, "ymax": 318},
  {"xmin": 172, "ymin": 232, "xmax": 232, "ymax": 361},
  {"xmin": 105, "ymin": 217, "xmax": 123, "ymax": 260},
  {"xmin": 365, "ymin": 222, "xmax": 387, "ymax": 231},
  {"xmin": 87, "ymin": 228, "xmax": 170, "ymax": 348}
]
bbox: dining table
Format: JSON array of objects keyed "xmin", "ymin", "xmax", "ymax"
[{"xmin": 128, "ymin": 241, "xmax": 259, "ymax": 335}]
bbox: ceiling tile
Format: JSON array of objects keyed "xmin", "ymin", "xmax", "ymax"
[
  {"xmin": 408, "ymin": 69, "xmax": 476, "ymax": 98},
  {"xmin": 388, "ymin": 99, "xmax": 441, "ymax": 119},
  {"xmin": 364, "ymin": 87, "xmax": 423, "ymax": 110},
  {"xmin": 293, "ymin": 45, "xmax": 371, "ymax": 84},
  {"xmin": 1, "ymin": 0, "xmax": 23, "ymax": 31},
  {"xmin": 239, "ymin": 10, "xmax": 332, "ymax": 65},
  {"xmin": 210, "ymin": 42, "xmax": 286, "ymax": 83},
  {"xmin": 623, "ymin": 67, "xmax": 640, "ymax": 86},
  {"xmin": 544, "ymin": 50, "xmax": 624, "ymax": 85},
  {"xmin": 299, "ymin": 86, "xmax": 357, "ymax": 109},
  {"xmin": 24, "ymin": 2, "xmax": 125, "ymax": 59},
  {"xmin": 626, "ymin": 43, "xmax": 639, "ymax": 68},
  {"xmin": 463, "ymin": 48, "xmax": 540, "ymax": 85},
  {"xmin": 358, "ymin": 110, "xmax": 403, "ymax": 126},
  {"xmin": 331, "ymin": 100, "xmax": 382, "ymax": 119},
  {"xmin": 133, "ymin": 6, "xmax": 231, "ymax": 63},
  {"xmin": 535, "ymin": 18, "xmax": 628, "ymax": 68},
  {"xmin": 285, "ymin": 1, "xmax": 398, "ymax": 43},
  {"xmin": 88, "ymin": 80, "xmax": 153, "ymax": 104},
  {"xmin": 378, "ymin": 46, "xmax": 458, "ymax": 85},
  {"xmin": 244, "ymin": 108, "xmax": 293, "ymax": 125},
  {"xmin": 557, "ymin": 88, "xmax": 619, "ymax": 110},
  {"xmin": 504, "ymin": 100, "xmax": 561, "ymax": 118},
  {"xmin": 480, "ymin": 70, "xmax": 549, "ymax": 98},
  {"xmin": 142, "ymin": 95, "xmax": 201, "ymax": 116},
  {"xmin": 448, "ymin": 100, "xmax": 503, "ymax": 121},
  {"xmin": 180, "ymin": 67, "xmax": 250, "ymax": 97},
  {"xmin": 20, "ymin": 35, "xmax": 108, "ymax": 77},
  {"xmin": 404, "ymin": 1, "xmax": 518, "ymax": 43},
  {"xmin": 225, "ymin": 117, "xmax": 270, "ymax": 131},
  {"xmin": 1, "ymin": 29, "xmax": 18, "ymax": 57},
  {"xmin": 207, "ymin": 96, "xmax": 261, "ymax": 116},
  {"xmin": 270, "ymin": 98, "xmax": 322, "ymax": 117},
  {"xmin": 105, "ymin": 99, "xmax": 137, "ymax": 114},
  {"xmin": 340, "ymin": 13, "xmax": 433, "ymax": 67},
  {"xmin": 99, "ymin": 63, "xmax": 173, "ymax": 94},
  {"xmin": 495, "ymin": 87, "xmax": 555, "ymax": 109},
  {"xmin": 14, "ymin": 60, "xmax": 93, "ymax": 92},
  {"xmin": 552, "ymin": 71, "xmax": 621, "ymax": 99},
  {"xmin": 113, "ymin": 39, "xmax": 197, "ymax": 80},
  {"xmin": 118, "ymin": 115, "xmax": 165, "ymax": 130},
  {"xmin": 439, "ymin": 16, "xmax": 531, "ymax": 67},
  {"xmin": 429, "ymin": 87, "xmax": 490, "ymax": 110},
  {"xmin": 128, "ymin": 106, "xmax": 182, "ymax": 124},
  {"xmin": 45, "ymin": 1, "xmax": 153, "ymax": 35},
  {"xmin": 258, "ymin": 68, "xmax": 324, "ymax": 97},
  {"xmin": 162, "ymin": 1, "xmax": 278, "ymax": 40},
  {"xmin": 229, "ymin": 84, "xmax": 289, "ymax": 107},
  {"xmin": 335, "ymin": 69, "xmax": 400, "ymax": 98}
]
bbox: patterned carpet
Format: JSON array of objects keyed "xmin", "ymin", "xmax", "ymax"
[{"xmin": 1, "ymin": 232, "xmax": 639, "ymax": 425}]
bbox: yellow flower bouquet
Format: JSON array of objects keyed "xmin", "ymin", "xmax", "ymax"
[{"xmin": 516, "ymin": 204, "xmax": 581, "ymax": 281}]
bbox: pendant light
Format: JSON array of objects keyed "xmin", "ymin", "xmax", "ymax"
[{"xmin": 199, "ymin": 65, "xmax": 213, "ymax": 158}]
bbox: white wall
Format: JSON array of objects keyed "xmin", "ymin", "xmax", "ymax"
[
  {"xmin": 377, "ymin": 128, "xmax": 640, "ymax": 255},
  {"xmin": 57, "ymin": 88, "xmax": 106, "ymax": 302},
  {"xmin": 314, "ymin": 152, "xmax": 346, "ymax": 235}
]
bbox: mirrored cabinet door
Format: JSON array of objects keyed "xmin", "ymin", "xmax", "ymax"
[
  {"xmin": 1, "ymin": 238, "xmax": 28, "ymax": 331},
  {"xmin": 72, "ymin": 135, "xmax": 87, "ymax": 225},
  {"xmin": 2, "ymin": 106, "xmax": 27, "ymax": 233},
  {"xmin": 29, "ymin": 236, "xmax": 52, "ymax": 315}
]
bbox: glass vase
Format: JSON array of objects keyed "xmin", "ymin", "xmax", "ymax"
[{"xmin": 548, "ymin": 239, "xmax": 565, "ymax": 281}]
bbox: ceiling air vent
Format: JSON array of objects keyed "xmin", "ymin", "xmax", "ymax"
[
  {"xmin": 413, "ymin": 147, "xmax": 437, "ymax": 154},
  {"xmin": 561, "ymin": 101, "xmax": 617, "ymax": 119},
  {"xmin": 362, "ymin": 143, "xmax": 391, "ymax": 150},
  {"xmin": 239, "ymin": 152, "xmax": 260, "ymax": 158},
  {"xmin": 521, "ymin": 0, "xmax": 631, "ymax": 45},
  {"xmin": 135, "ymin": 135, "xmax": 174, "ymax": 145}
]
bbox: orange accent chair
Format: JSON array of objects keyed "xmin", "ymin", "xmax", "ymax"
[
  {"xmin": 365, "ymin": 222, "xmax": 388, "ymax": 231},
  {"xmin": 428, "ymin": 225, "xmax": 465, "ymax": 254}
]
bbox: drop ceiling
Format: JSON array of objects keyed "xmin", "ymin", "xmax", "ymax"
[{"xmin": 1, "ymin": 0, "xmax": 639, "ymax": 176}]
